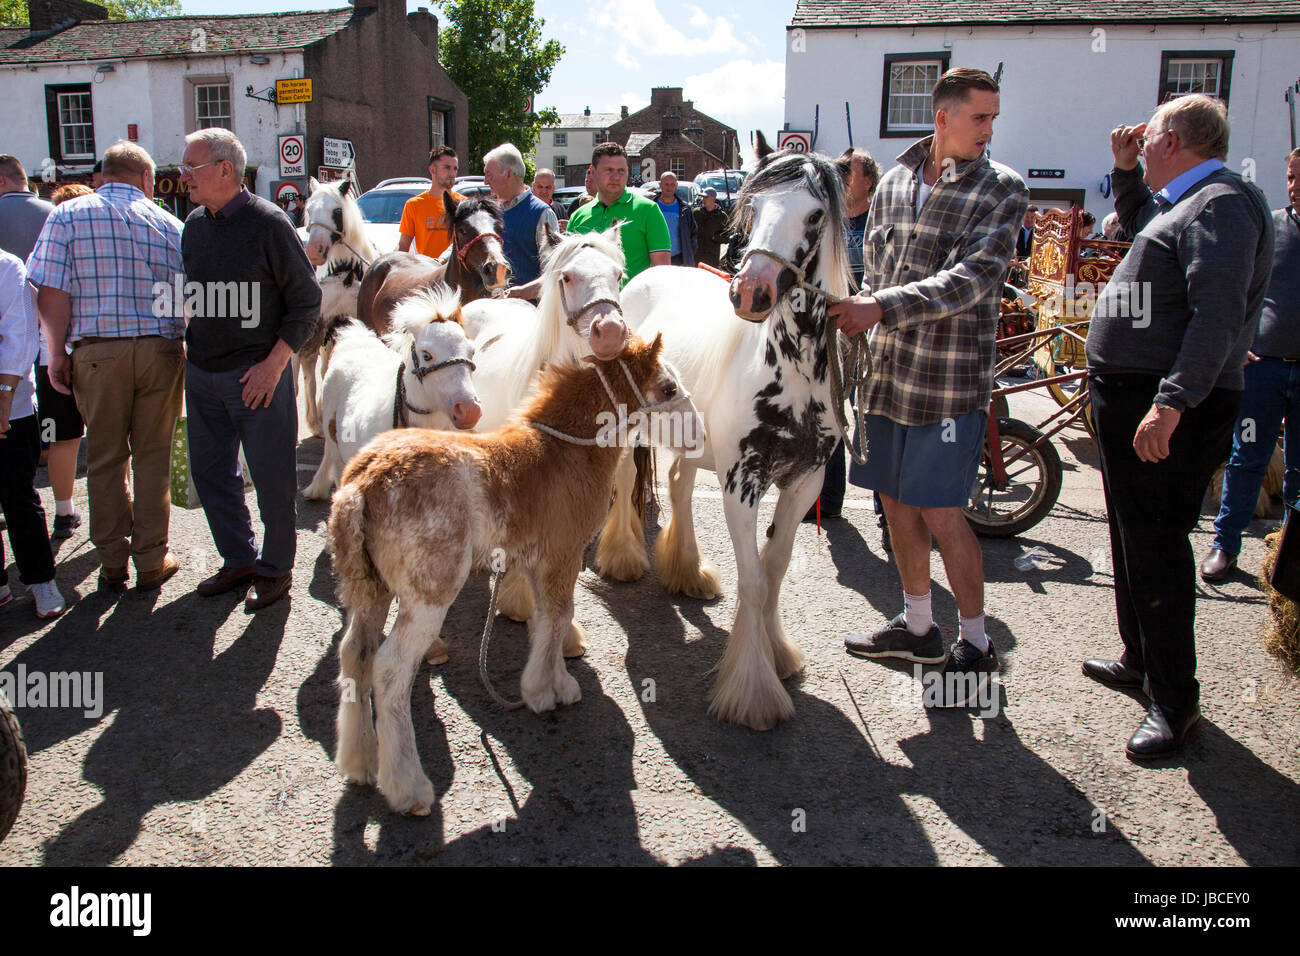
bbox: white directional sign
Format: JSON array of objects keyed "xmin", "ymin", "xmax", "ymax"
[
  {"xmin": 278, "ymin": 134, "xmax": 305, "ymax": 177},
  {"xmin": 778, "ymin": 130, "xmax": 813, "ymax": 153},
  {"xmin": 322, "ymin": 137, "xmax": 355, "ymax": 168}
]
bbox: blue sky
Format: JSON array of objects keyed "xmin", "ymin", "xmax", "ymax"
[{"xmin": 179, "ymin": 0, "xmax": 795, "ymax": 164}]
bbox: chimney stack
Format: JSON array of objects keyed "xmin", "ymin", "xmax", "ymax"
[
  {"xmin": 620, "ymin": 105, "xmax": 629, "ymax": 119},
  {"xmin": 27, "ymin": 0, "xmax": 107, "ymax": 33}
]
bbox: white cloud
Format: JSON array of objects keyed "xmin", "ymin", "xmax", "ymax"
[
  {"xmin": 683, "ymin": 58, "xmax": 786, "ymax": 168},
  {"xmin": 588, "ymin": 0, "xmax": 749, "ymax": 70}
]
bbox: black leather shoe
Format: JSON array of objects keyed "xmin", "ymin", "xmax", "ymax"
[
  {"xmin": 1082, "ymin": 658, "xmax": 1145, "ymax": 690},
  {"xmin": 1126, "ymin": 703, "xmax": 1200, "ymax": 760},
  {"xmin": 1199, "ymin": 548, "xmax": 1236, "ymax": 583}
]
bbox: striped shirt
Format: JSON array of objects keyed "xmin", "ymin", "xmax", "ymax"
[
  {"xmin": 861, "ymin": 136, "xmax": 1029, "ymax": 425},
  {"xmin": 25, "ymin": 182, "xmax": 185, "ymax": 342}
]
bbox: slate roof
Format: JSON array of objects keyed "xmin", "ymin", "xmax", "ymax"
[
  {"xmin": 623, "ymin": 133, "xmax": 658, "ymax": 156},
  {"xmin": 0, "ymin": 9, "xmax": 360, "ymax": 65},
  {"xmin": 790, "ymin": 0, "xmax": 1300, "ymax": 28},
  {"xmin": 554, "ymin": 112, "xmax": 622, "ymax": 129}
]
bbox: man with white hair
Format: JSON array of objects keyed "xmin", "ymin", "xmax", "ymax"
[
  {"xmin": 530, "ymin": 167, "xmax": 567, "ymax": 222},
  {"xmin": 180, "ymin": 127, "xmax": 321, "ymax": 612},
  {"xmin": 1084, "ymin": 94, "xmax": 1274, "ymax": 758},
  {"xmin": 27, "ymin": 141, "xmax": 186, "ymax": 593},
  {"xmin": 482, "ymin": 143, "xmax": 558, "ymax": 299}
]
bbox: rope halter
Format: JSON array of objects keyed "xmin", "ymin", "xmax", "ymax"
[
  {"xmin": 393, "ymin": 342, "xmax": 477, "ymax": 427},
  {"xmin": 307, "ymin": 218, "xmax": 372, "ymax": 268},
  {"xmin": 527, "ymin": 359, "xmax": 696, "ymax": 447},
  {"xmin": 558, "ymin": 280, "xmax": 621, "ymax": 332},
  {"xmin": 455, "ymin": 229, "xmax": 503, "ymax": 268}
]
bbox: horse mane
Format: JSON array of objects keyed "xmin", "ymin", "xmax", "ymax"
[
  {"xmin": 507, "ymin": 227, "xmax": 626, "ymax": 391},
  {"xmin": 515, "ymin": 332, "xmax": 661, "ymax": 438},
  {"xmin": 381, "ymin": 284, "xmax": 464, "ymax": 354}
]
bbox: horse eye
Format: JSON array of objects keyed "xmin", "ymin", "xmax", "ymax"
[
  {"xmin": 421, "ymin": 351, "xmax": 432, "ymax": 362},
  {"xmin": 809, "ymin": 209, "xmax": 824, "ymax": 224},
  {"xmin": 560, "ymin": 272, "xmax": 571, "ymax": 283},
  {"xmin": 662, "ymin": 381, "xmax": 677, "ymax": 398}
]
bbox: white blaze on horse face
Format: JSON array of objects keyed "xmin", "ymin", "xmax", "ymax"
[
  {"xmin": 414, "ymin": 321, "xmax": 481, "ymax": 430},
  {"xmin": 731, "ymin": 186, "xmax": 820, "ymax": 322},
  {"xmin": 563, "ymin": 246, "xmax": 628, "ymax": 361},
  {"xmin": 463, "ymin": 209, "xmax": 509, "ymax": 290},
  {"xmin": 303, "ymin": 186, "xmax": 343, "ymax": 267}
]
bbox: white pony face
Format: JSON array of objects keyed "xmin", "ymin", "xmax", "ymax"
[
  {"xmin": 552, "ymin": 232, "xmax": 629, "ymax": 361},
  {"xmin": 410, "ymin": 319, "xmax": 481, "ymax": 430},
  {"xmin": 304, "ymin": 177, "xmax": 353, "ymax": 267},
  {"xmin": 729, "ymin": 182, "xmax": 825, "ymax": 322}
]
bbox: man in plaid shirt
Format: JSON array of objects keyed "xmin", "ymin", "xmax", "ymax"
[
  {"xmin": 830, "ymin": 68, "xmax": 1029, "ymax": 701},
  {"xmin": 28, "ymin": 142, "xmax": 186, "ymax": 592}
]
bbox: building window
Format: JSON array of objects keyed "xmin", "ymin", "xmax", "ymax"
[
  {"xmin": 671, "ymin": 158, "xmax": 686, "ymax": 176},
  {"xmin": 879, "ymin": 52, "xmax": 951, "ymax": 138},
  {"xmin": 553, "ymin": 155, "xmax": 567, "ymax": 170},
  {"xmin": 44, "ymin": 84, "xmax": 94, "ymax": 163},
  {"xmin": 428, "ymin": 97, "xmax": 456, "ymax": 151},
  {"xmin": 195, "ymin": 83, "xmax": 232, "ymax": 130},
  {"xmin": 1158, "ymin": 51, "xmax": 1233, "ymax": 106},
  {"xmin": 553, "ymin": 131, "xmax": 567, "ymax": 147}
]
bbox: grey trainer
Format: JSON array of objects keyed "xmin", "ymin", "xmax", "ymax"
[{"xmin": 845, "ymin": 614, "xmax": 945, "ymax": 663}]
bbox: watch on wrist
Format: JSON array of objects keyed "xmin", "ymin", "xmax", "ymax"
[{"xmin": 0, "ymin": 384, "xmax": 15, "ymax": 394}]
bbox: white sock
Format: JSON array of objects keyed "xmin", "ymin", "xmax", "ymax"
[
  {"xmin": 903, "ymin": 590, "xmax": 932, "ymax": 636},
  {"xmin": 959, "ymin": 612, "xmax": 990, "ymax": 652},
  {"xmin": 55, "ymin": 498, "xmax": 74, "ymax": 517}
]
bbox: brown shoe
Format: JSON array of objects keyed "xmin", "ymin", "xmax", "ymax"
[
  {"xmin": 136, "ymin": 552, "xmax": 180, "ymax": 590},
  {"xmin": 197, "ymin": 564, "xmax": 258, "ymax": 598},
  {"xmin": 245, "ymin": 572, "xmax": 292, "ymax": 612},
  {"xmin": 1199, "ymin": 548, "xmax": 1236, "ymax": 583},
  {"xmin": 98, "ymin": 564, "xmax": 129, "ymax": 591}
]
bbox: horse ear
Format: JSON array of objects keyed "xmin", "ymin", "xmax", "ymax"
[
  {"xmin": 444, "ymin": 189, "xmax": 458, "ymax": 219},
  {"xmin": 755, "ymin": 130, "xmax": 775, "ymax": 159},
  {"xmin": 339, "ymin": 178, "xmax": 352, "ymax": 198},
  {"xmin": 541, "ymin": 220, "xmax": 563, "ymax": 251},
  {"xmin": 309, "ymin": 176, "xmax": 320, "ymax": 195}
]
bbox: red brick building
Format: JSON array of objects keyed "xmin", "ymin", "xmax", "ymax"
[{"xmin": 607, "ymin": 87, "xmax": 740, "ymax": 183}]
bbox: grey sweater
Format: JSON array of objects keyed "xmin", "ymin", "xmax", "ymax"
[
  {"xmin": 1086, "ymin": 163, "xmax": 1274, "ymax": 411},
  {"xmin": 1252, "ymin": 208, "xmax": 1300, "ymax": 359},
  {"xmin": 182, "ymin": 194, "xmax": 321, "ymax": 373}
]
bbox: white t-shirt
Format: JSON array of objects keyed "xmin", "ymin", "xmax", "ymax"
[{"xmin": 916, "ymin": 177, "xmax": 935, "ymax": 214}]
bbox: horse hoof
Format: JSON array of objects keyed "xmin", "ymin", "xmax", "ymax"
[
  {"xmin": 555, "ymin": 671, "xmax": 581, "ymax": 706},
  {"xmin": 562, "ymin": 621, "xmax": 588, "ymax": 658},
  {"xmin": 425, "ymin": 637, "xmax": 449, "ymax": 666},
  {"xmin": 595, "ymin": 538, "xmax": 649, "ymax": 582}
]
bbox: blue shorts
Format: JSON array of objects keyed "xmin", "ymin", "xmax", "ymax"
[{"xmin": 849, "ymin": 411, "xmax": 987, "ymax": 508}]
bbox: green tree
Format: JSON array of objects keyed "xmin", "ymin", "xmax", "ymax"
[
  {"xmin": 436, "ymin": 0, "xmax": 563, "ymax": 174},
  {"xmin": 1, "ymin": 0, "xmax": 182, "ymax": 27}
]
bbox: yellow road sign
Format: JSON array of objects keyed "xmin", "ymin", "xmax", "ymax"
[{"xmin": 275, "ymin": 78, "xmax": 313, "ymax": 104}]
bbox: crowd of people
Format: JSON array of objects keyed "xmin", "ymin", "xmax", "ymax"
[{"xmin": 1, "ymin": 72, "xmax": 1296, "ymax": 760}]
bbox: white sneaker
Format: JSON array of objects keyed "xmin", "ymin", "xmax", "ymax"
[{"xmin": 30, "ymin": 580, "xmax": 66, "ymax": 619}]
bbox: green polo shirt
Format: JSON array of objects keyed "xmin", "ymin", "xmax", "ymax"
[{"xmin": 566, "ymin": 188, "xmax": 671, "ymax": 284}]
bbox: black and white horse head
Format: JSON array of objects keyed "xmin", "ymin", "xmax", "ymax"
[
  {"xmin": 304, "ymin": 176, "xmax": 369, "ymax": 268},
  {"xmin": 728, "ymin": 138, "xmax": 850, "ymax": 322}
]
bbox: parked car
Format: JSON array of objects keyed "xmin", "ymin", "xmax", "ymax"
[
  {"xmin": 354, "ymin": 180, "xmax": 430, "ymax": 253},
  {"xmin": 694, "ymin": 169, "xmax": 746, "ymax": 211}
]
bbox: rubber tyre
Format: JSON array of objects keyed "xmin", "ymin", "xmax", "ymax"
[
  {"xmin": 966, "ymin": 417, "xmax": 1064, "ymax": 538},
  {"xmin": 0, "ymin": 690, "xmax": 26, "ymax": 843}
]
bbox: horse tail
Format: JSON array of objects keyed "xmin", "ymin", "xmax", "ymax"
[
  {"xmin": 632, "ymin": 444, "xmax": 657, "ymax": 523},
  {"xmin": 329, "ymin": 482, "xmax": 383, "ymax": 611}
]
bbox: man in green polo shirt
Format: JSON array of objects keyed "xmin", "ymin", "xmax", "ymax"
[{"xmin": 567, "ymin": 141, "xmax": 670, "ymax": 284}]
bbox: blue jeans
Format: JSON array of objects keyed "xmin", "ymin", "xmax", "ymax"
[
  {"xmin": 1211, "ymin": 358, "xmax": 1300, "ymax": 556},
  {"xmin": 185, "ymin": 361, "xmax": 299, "ymax": 578}
]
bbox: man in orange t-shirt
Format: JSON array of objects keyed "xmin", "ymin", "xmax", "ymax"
[{"xmin": 398, "ymin": 145, "xmax": 463, "ymax": 258}]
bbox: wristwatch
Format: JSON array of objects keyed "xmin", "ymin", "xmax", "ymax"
[{"xmin": 0, "ymin": 384, "xmax": 14, "ymax": 393}]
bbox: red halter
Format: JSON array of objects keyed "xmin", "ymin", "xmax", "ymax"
[{"xmin": 456, "ymin": 230, "xmax": 500, "ymax": 267}]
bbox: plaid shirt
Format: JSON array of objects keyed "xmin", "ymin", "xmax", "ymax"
[
  {"xmin": 861, "ymin": 136, "xmax": 1029, "ymax": 425},
  {"xmin": 26, "ymin": 182, "xmax": 185, "ymax": 342}
]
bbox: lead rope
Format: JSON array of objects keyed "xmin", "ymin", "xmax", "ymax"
[
  {"xmin": 478, "ymin": 569, "xmax": 525, "ymax": 710},
  {"xmin": 740, "ymin": 246, "xmax": 874, "ymax": 465},
  {"xmin": 307, "ymin": 219, "xmax": 373, "ymax": 268}
]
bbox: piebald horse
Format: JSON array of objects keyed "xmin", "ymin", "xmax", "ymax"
[
  {"xmin": 597, "ymin": 139, "xmax": 853, "ymax": 731},
  {"xmin": 300, "ymin": 177, "xmax": 380, "ymax": 436}
]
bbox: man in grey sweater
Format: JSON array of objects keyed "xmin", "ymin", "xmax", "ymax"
[
  {"xmin": 1202, "ymin": 148, "xmax": 1300, "ymax": 581},
  {"xmin": 1083, "ymin": 94, "xmax": 1274, "ymax": 759},
  {"xmin": 180, "ymin": 128, "xmax": 320, "ymax": 612}
]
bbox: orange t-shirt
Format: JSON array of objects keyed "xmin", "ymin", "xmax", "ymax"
[{"xmin": 398, "ymin": 190, "xmax": 465, "ymax": 258}]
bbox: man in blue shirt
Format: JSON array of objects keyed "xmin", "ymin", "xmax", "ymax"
[
  {"xmin": 484, "ymin": 143, "xmax": 558, "ymax": 300},
  {"xmin": 655, "ymin": 172, "xmax": 697, "ymax": 267}
]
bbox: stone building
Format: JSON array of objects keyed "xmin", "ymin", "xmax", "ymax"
[
  {"xmin": 0, "ymin": 0, "xmax": 467, "ymax": 214},
  {"xmin": 607, "ymin": 87, "xmax": 741, "ymax": 183}
]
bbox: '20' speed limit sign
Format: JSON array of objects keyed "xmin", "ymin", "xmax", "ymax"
[
  {"xmin": 279, "ymin": 134, "xmax": 306, "ymax": 177},
  {"xmin": 778, "ymin": 131, "xmax": 812, "ymax": 153}
]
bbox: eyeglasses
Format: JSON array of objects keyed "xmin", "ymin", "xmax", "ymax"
[
  {"xmin": 179, "ymin": 161, "xmax": 220, "ymax": 175},
  {"xmin": 1137, "ymin": 129, "xmax": 1171, "ymax": 151}
]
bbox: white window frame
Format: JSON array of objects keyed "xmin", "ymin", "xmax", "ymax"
[
  {"xmin": 553, "ymin": 131, "xmax": 567, "ymax": 147},
  {"xmin": 195, "ymin": 82, "xmax": 232, "ymax": 130},
  {"xmin": 57, "ymin": 91, "xmax": 94, "ymax": 161}
]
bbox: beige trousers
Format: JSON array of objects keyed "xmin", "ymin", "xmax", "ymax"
[{"xmin": 71, "ymin": 336, "xmax": 185, "ymax": 573}]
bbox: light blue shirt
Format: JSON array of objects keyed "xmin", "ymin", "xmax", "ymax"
[
  {"xmin": 658, "ymin": 199, "xmax": 680, "ymax": 256},
  {"xmin": 1156, "ymin": 158, "xmax": 1225, "ymax": 208}
]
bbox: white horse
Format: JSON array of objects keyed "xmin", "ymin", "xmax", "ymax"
[
  {"xmin": 303, "ymin": 285, "xmax": 481, "ymax": 503},
  {"xmin": 597, "ymin": 143, "xmax": 853, "ymax": 731},
  {"xmin": 459, "ymin": 226, "xmax": 631, "ymax": 625},
  {"xmin": 300, "ymin": 177, "xmax": 380, "ymax": 436}
]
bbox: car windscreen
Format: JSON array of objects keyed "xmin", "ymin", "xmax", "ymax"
[
  {"xmin": 696, "ymin": 174, "xmax": 743, "ymax": 196},
  {"xmin": 356, "ymin": 188, "xmax": 423, "ymax": 223}
]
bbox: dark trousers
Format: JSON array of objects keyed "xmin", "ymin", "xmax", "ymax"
[
  {"xmin": 1090, "ymin": 373, "xmax": 1240, "ymax": 710},
  {"xmin": 818, "ymin": 439, "xmax": 846, "ymax": 512},
  {"xmin": 185, "ymin": 361, "xmax": 298, "ymax": 578},
  {"xmin": 0, "ymin": 414, "xmax": 55, "ymax": 585}
]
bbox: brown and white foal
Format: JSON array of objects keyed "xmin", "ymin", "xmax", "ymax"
[{"xmin": 328, "ymin": 333, "xmax": 700, "ymax": 815}]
